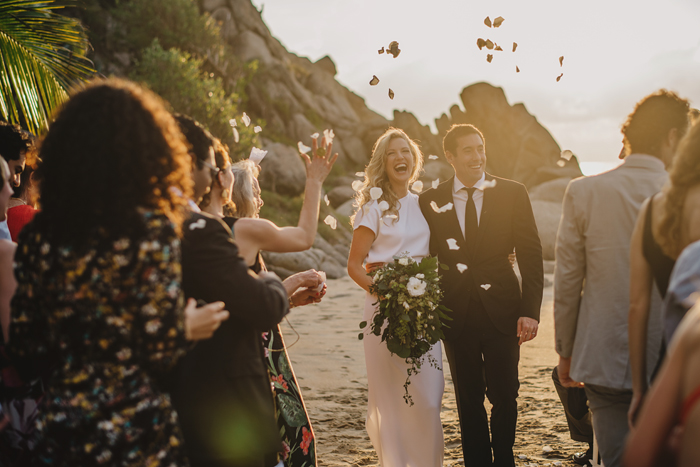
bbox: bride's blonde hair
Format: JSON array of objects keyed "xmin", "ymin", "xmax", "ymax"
[{"xmin": 351, "ymin": 128, "xmax": 423, "ymax": 224}]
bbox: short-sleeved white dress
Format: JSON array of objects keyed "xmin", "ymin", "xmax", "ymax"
[{"xmin": 353, "ymin": 193, "xmax": 445, "ymax": 467}]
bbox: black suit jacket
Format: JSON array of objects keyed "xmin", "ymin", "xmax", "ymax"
[
  {"xmin": 419, "ymin": 174, "xmax": 544, "ymax": 339},
  {"xmin": 170, "ymin": 212, "xmax": 289, "ymax": 464}
]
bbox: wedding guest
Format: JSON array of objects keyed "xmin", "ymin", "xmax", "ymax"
[
  {"xmin": 0, "ymin": 158, "xmax": 15, "ymax": 342},
  {"xmin": 664, "ymin": 240, "xmax": 700, "ymax": 344},
  {"xmin": 4, "ymin": 79, "xmax": 228, "ymax": 466},
  {"xmin": 551, "ymin": 367, "xmax": 593, "ymax": 466},
  {"xmin": 170, "ymin": 115, "xmax": 292, "ymax": 467},
  {"xmin": 623, "ymin": 301, "xmax": 700, "ymax": 467},
  {"xmin": 554, "ymin": 89, "xmax": 689, "ymax": 467},
  {"xmin": 629, "ymin": 108, "xmax": 694, "ymax": 425},
  {"xmin": 7, "ymin": 156, "xmax": 39, "ymax": 242},
  {"xmin": 0, "ymin": 122, "xmax": 31, "ymax": 241},
  {"xmin": 200, "ymin": 138, "xmax": 336, "ymax": 467}
]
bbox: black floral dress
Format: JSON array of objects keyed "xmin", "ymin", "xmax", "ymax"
[
  {"xmin": 224, "ymin": 217, "xmax": 317, "ymax": 467},
  {"xmin": 6, "ymin": 210, "xmax": 190, "ymax": 466}
]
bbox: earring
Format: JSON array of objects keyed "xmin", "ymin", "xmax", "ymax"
[{"xmin": 221, "ymin": 188, "xmax": 230, "ymax": 201}]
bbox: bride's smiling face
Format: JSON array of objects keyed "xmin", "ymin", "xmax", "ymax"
[{"xmin": 384, "ymin": 137, "xmax": 414, "ymax": 189}]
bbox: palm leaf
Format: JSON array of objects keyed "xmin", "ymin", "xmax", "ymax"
[{"xmin": 0, "ymin": 0, "xmax": 95, "ymax": 134}]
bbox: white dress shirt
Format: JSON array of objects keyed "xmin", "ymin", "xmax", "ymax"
[{"xmin": 453, "ymin": 173, "xmax": 486, "ymax": 238}]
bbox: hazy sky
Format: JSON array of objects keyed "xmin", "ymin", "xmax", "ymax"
[{"xmin": 252, "ymin": 0, "xmax": 700, "ymax": 169}]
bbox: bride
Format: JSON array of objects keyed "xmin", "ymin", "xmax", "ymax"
[{"xmin": 348, "ymin": 128, "xmax": 444, "ymax": 466}]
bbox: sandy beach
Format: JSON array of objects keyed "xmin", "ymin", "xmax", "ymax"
[{"xmin": 280, "ymin": 273, "xmax": 586, "ymax": 467}]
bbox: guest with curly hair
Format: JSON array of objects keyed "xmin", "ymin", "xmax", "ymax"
[
  {"xmin": 200, "ymin": 137, "xmax": 336, "ymax": 467},
  {"xmin": 627, "ymin": 91, "xmax": 692, "ymax": 426},
  {"xmin": 4, "ymin": 78, "xmax": 228, "ymax": 466},
  {"xmin": 0, "ymin": 122, "xmax": 32, "ymax": 241}
]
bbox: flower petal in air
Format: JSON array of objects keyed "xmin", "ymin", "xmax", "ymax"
[
  {"xmin": 561, "ymin": 149, "xmax": 574, "ymax": 161},
  {"xmin": 411, "ymin": 181, "xmax": 423, "ymax": 192},
  {"xmin": 428, "ymin": 154, "xmax": 438, "ymax": 160},
  {"xmin": 310, "ymin": 132, "xmax": 320, "ymax": 139},
  {"xmin": 493, "ymin": 16, "xmax": 505, "ymax": 27},
  {"xmin": 370, "ymin": 187, "xmax": 383, "ymax": 200},
  {"xmin": 254, "ymin": 126, "xmax": 262, "ymax": 133},
  {"xmin": 378, "ymin": 200, "xmax": 390, "ymax": 211},
  {"xmin": 228, "ymin": 118, "xmax": 237, "ymax": 127},
  {"xmin": 432, "ymin": 179, "xmax": 440, "ymax": 189},
  {"xmin": 249, "ymin": 147, "xmax": 268, "ymax": 164},
  {"xmin": 369, "ymin": 75, "xmax": 380, "ymax": 86},
  {"xmin": 355, "ymin": 172, "xmax": 365, "ymax": 177},
  {"xmin": 324, "ymin": 194, "xmax": 330, "ymax": 206},
  {"xmin": 557, "ymin": 160, "xmax": 566, "ymax": 167},
  {"xmin": 456, "ymin": 263, "xmax": 468, "ymax": 273},
  {"xmin": 323, "ymin": 129, "xmax": 335, "ymax": 144},
  {"xmin": 447, "ymin": 238, "xmax": 460, "ymax": 250},
  {"xmin": 324, "ymin": 215, "xmax": 337, "ymax": 230},
  {"xmin": 480, "ymin": 284, "xmax": 491, "ymax": 290},
  {"xmin": 352, "ymin": 180, "xmax": 363, "ymax": 191},
  {"xmin": 242, "ymin": 112, "xmax": 251, "ymax": 127},
  {"xmin": 388, "ymin": 89, "xmax": 395, "ymax": 100},
  {"xmin": 484, "ymin": 16, "xmax": 492, "ymax": 27},
  {"xmin": 482, "ymin": 179, "xmax": 497, "ymax": 189},
  {"xmin": 232, "ymin": 127, "xmax": 240, "ymax": 143},
  {"xmin": 298, "ymin": 142, "xmax": 311, "ymax": 154}
]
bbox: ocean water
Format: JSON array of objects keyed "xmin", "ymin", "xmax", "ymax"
[{"xmin": 579, "ymin": 160, "xmax": 623, "ymax": 176}]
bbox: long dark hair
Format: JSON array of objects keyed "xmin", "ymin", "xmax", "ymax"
[{"xmin": 32, "ymin": 78, "xmax": 192, "ymax": 247}]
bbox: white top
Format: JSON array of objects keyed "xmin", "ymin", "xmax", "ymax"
[
  {"xmin": 353, "ymin": 192, "xmax": 430, "ymax": 264},
  {"xmin": 452, "ymin": 173, "xmax": 486, "ymax": 237}
]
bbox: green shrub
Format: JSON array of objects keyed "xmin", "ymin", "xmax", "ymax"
[
  {"xmin": 129, "ymin": 40, "xmax": 258, "ymax": 160},
  {"xmin": 112, "ymin": 0, "xmax": 220, "ymax": 55}
]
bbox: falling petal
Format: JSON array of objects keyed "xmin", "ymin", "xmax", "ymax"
[
  {"xmin": 484, "ymin": 16, "xmax": 492, "ymax": 27},
  {"xmin": 456, "ymin": 263, "xmax": 468, "ymax": 273},
  {"xmin": 516, "ymin": 65, "xmax": 520, "ymax": 73},
  {"xmin": 249, "ymin": 147, "xmax": 268, "ymax": 164},
  {"xmin": 352, "ymin": 180, "xmax": 363, "ymax": 191},
  {"xmin": 556, "ymin": 73, "xmax": 563, "ymax": 82},
  {"xmin": 428, "ymin": 154, "xmax": 438, "ymax": 160},
  {"xmin": 440, "ymin": 202, "xmax": 454, "ymax": 212},
  {"xmin": 557, "ymin": 160, "xmax": 566, "ymax": 167},
  {"xmin": 432, "ymin": 179, "xmax": 440, "ymax": 189},
  {"xmin": 311, "ymin": 132, "xmax": 320, "ymax": 139},
  {"xmin": 431, "ymin": 201, "xmax": 454, "ymax": 213},
  {"xmin": 254, "ymin": 126, "xmax": 262, "ymax": 133},
  {"xmin": 447, "ymin": 238, "xmax": 460, "ymax": 250},
  {"xmin": 232, "ymin": 127, "xmax": 240, "ymax": 143},
  {"xmin": 298, "ymin": 141, "xmax": 311, "ymax": 154},
  {"xmin": 384, "ymin": 214, "xmax": 398, "ymax": 220},
  {"xmin": 481, "ymin": 179, "xmax": 497, "ymax": 189},
  {"xmin": 323, "ymin": 128, "xmax": 335, "ymax": 144},
  {"xmin": 388, "ymin": 89, "xmax": 395, "ymax": 100},
  {"xmin": 430, "ymin": 201, "xmax": 440, "ymax": 213},
  {"xmin": 561, "ymin": 149, "xmax": 574, "ymax": 161},
  {"xmin": 485, "ymin": 39, "xmax": 494, "ymax": 50},
  {"xmin": 495, "ymin": 44, "xmax": 503, "ymax": 51},
  {"xmin": 369, "ymin": 75, "xmax": 380, "ymax": 86},
  {"xmin": 378, "ymin": 200, "xmax": 390, "ymax": 211},
  {"xmin": 411, "ymin": 181, "xmax": 424, "ymax": 192},
  {"xmin": 387, "ymin": 41, "xmax": 401, "ymax": 58},
  {"xmin": 355, "ymin": 172, "xmax": 366, "ymax": 177},
  {"xmin": 480, "ymin": 284, "xmax": 491, "ymax": 290},
  {"xmin": 493, "ymin": 16, "xmax": 505, "ymax": 27},
  {"xmin": 378, "ymin": 47, "xmax": 385, "ymax": 54},
  {"xmin": 512, "ymin": 42, "xmax": 518, "ymax": 52},
  {"xmin": 486, "ymin": 54, "xmax": 493, "ymax": 63},
  {"xmin": 324, "ymin": 194, "xmax": 330, "ymax": 206},
  {"xmin": 228, "ymin": 118, "xmax": 237, "ymax": 127},
  {"xmin": 559, "ymin": 56, "xmax": 564, "ymax": 67},
  {"xmin": 370, "ymin": 187, "xmax": 383, "ymax": 200},
  {"xmin": 242, "ymin": 112, "xmax": 251, "ymax": 127},
  {"xmin": 324, "ymin": 215, "xmax": 337, "ymax": 230},
  {"xmin": 477, "ymin": 38, "xmax": 487, "ymax": 50}
]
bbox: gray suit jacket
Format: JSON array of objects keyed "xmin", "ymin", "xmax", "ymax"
[{"xmin": 554, "ymin": 154, "xmax": 667, "ymax": 389}]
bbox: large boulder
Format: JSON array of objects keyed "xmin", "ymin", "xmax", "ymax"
[
  {"xmin": 327, "ymin": 185, "xmax": 355, "ymax": 208},
  {"xmin": 262, "ymin": 248, "xmax": 346, "ymax": 279},
  {"xmin": 258, "ymin": 140, "xmax": 306, "ymax": 196},
  {"xmin": 529, "ymin": 177, "xmax": 573, "ymax": 204},
  {"xmin": 531, "ymin": 200, "xmax": 563, "ymax": 261}
]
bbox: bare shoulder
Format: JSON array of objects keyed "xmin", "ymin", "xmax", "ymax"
[
  {"xmin": 672, "ymin": 304, "xmax": 700, "ymax": 353},
  {"xmin": 0, "ymin": 240, "xmax": 16, "ymax": 264}
]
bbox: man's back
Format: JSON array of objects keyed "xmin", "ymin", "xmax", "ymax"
[{"xmin": 554, "ymin": 154, "xmax": 667, "ymax": 389}]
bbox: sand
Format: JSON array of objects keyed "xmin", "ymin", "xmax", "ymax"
[{"xmin": 281, "ymin": 273, "xmax": 586, "ymax": 466}]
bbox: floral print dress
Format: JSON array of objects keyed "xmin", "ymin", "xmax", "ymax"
[{"xmin": 6, "ymin": 210, "xmax": 190, "ymax": 466}]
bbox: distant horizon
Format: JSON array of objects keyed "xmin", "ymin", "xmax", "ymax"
[{"xmin": 252, "ymin": 0, "xmax": 700, "ymax": 167}]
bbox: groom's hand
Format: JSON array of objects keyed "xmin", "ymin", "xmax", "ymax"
[{"xmin": 516, "ymin": 317, "xmax": 538, "ymax": 345}]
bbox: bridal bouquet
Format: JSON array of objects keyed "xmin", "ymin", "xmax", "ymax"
[{"xmin": 359, "ymin": 254, "xmax": 451, "ymax": 405}]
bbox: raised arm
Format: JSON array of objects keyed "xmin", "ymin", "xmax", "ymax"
[
  {"xmin": 628, "ymin": 199, "xmax": 655, "ymax": 426},
  {"xmin": 235, "ymin": 137, "xmax": 338, "ymax": 259}
]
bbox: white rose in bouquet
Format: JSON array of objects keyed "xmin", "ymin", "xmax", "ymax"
[
  {"xmin": 398, "ymin": 257, "xmax": 410, "ymax": 266},
  {"xmin": 407, "ymin": 277, "xmax": 427, "ymax": 297}
]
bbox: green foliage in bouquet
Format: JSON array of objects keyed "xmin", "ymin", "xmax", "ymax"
[{"xmin": 359, "ymin": 255, "xmax": 452, "ymax": 405}]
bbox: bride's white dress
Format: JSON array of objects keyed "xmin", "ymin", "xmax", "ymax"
[{"xmin": 353, "ymin": 193, "xmax": 445, "ymax": 467}]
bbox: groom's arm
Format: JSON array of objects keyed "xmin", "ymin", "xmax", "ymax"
[{"xmin": 512, "ymin": 183, "xmax": 544, "ymax": 321}]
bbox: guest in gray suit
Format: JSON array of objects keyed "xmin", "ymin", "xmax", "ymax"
[{"xmin": 554, "ymin": 90, "xmax": 691, "ymax": 467}]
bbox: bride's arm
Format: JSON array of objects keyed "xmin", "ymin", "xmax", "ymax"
[{"xmin": 348, "ymin": 226, "xmax": 375, "ymax": 293}]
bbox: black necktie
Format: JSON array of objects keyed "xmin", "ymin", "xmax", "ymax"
[{"xmin": 464, "ymin": 187, "xmax": 478, "ymax": 258}]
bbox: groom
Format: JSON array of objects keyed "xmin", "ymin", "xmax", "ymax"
[{"xmin": 419, "ymin": 124, "xmax": 544, "ymax": 467}]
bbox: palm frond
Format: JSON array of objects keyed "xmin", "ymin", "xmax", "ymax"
[{"xmin": 0, "ymin": 0, "xmax": 95, "ymax": 134}]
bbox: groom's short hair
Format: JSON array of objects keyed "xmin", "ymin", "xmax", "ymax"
[{"xmin": 443, "ymin": 124, "xmax": 485, "ymax": 156}]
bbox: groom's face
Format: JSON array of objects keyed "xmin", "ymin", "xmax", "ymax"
[{"xmin": 446, "ymin": 133, "xmax": 486, "ymax": 187}]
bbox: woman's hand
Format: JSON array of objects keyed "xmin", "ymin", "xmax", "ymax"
[
  {"xmin": 300, "ymin": 136, "xmax": 338, "ymax": 185},
  {"xmin": 283, "ymin": 269, "xmax": 323, "ymax": 296},
  {"xmin": 365, "ymin": 262, "xmax": 385, "ymax": 273},
  {"xmin": 290, "ymin": 282, "xmax": 327, "ymax": 308},
  {"xmin": 184, "ymin": 299, "xmax": 229, "ymax": 341}
]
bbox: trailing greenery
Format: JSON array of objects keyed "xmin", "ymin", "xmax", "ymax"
[
  {"xmin": 130, "ymin": 40, "xmax": 258, "ymax": 160},
  {"xmin": 0, "ymin": 0, "xmax": 95, "ymax": 135}
]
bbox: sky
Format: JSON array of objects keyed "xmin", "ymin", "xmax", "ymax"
[{"xmin": 251, "ymin": 0, "xmax": 700, "ymax": 173}]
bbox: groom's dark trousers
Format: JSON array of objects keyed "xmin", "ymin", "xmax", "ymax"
[{"xmin": 420, "ymin": 175, "xmax": 543, "ymax": 467}]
